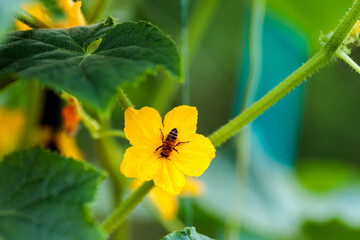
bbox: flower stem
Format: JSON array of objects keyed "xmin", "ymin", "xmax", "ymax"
[
  {"xmin": 208, "ymin": 0, "xmax": 360, "ymax": 147},
  {"xmin": 118, "ymin": 89, "xmax": 134, "ymax": 109},
  {"xmin": 94, "ymin": 118, "xmax": 125, "ymax": 200},
  {"xmin": 15, "ymin": 9, "xmax": 50, "ymax": 29},
  {"xmin": 93, "ymin": 129, "xmax": 126, "ymax": 139},
  {"xmin": 20, "ymin": 81, "xmax": 44, "ymax": 148},
  {"xmin": 86, "ymin": 0, "xmax": 110, "ymax": 24},
  {"xmin": 336, "ymin": 49, "xmax": 360, "ymax": 74},
  {"xmin": 93, "ymin": 117, "xmax": 128, "ymax": 240},
  {"xmin": 102, "ymin": 181, "xmax": 155, "ymax": 235}
]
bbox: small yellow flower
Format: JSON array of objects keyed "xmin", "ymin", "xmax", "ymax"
[
  {"xmin": 179, "ymin": 177, "xmax": 204, "ymax": 197},
  {"xmin": 55, "ymin": 130, "xmax": 84, "ymax": 161},
  {"xmin": 350, "ymin": 21, "xmax": 360, "ymax": 37},
  {"xmin": 16, "ymin": 0, "xmax": 85, "ymax": 30},
  {"xmin": 0, "ymin": 107, "xmax": 25, "ymax": 158},
  {"xmin": 61, "ymin": 100, "xmax": 81, "ymax": 135},
  {"xmin": 56, "ymin": 98, "xmax": 83, "ymax": 161},
  {"xmin": 16, "ymin": 3, "xmax": 53, "ymax": 30},
  {"xmin": 120, "ymin": 106, "xmax": 216, "ymax": 195},
  {"xmin": 56, "ymin": 0, "xmax": 85, "ymax": 28},
  {"xmin": 131, "ymin": 177, "xmax": 205, "ymax": 220}
]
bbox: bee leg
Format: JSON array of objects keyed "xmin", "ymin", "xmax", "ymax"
[
  {"xmin": 154, "ymin": 144, "xmax": 163, "ymax": 153},
  {"xmin": 159, "ymin": 128, "xmax": 164, "ymax": 142},
  {"xmin": 172, "ymin": 147, "xmax": 179, "ymax": 154},
  {"xmin": 174, "ymin": 141, "xmax": 189, "ymax": 147}
]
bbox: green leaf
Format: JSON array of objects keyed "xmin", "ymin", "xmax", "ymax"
[
  {"xmin": 0, "ymin": 19, "xmax": 182, "ymax": 112},
  {"xmin": 0, "ymin": 147, "xmax": 105, "ymax": 240},
  {"xmin": 161, "ymin": 227, "xmax": 214, "ymax": 240}
]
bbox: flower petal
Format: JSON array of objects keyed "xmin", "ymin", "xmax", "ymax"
[
  {"xmin": 120, "ymin": 146, "xmax": 162, "ymax": 180},
  {"xmin": 124, "ymin": 107, "xmax": 163, "ymax": 148},
  {"xmin": 153, "ymin": 159, "xmax": 186, "ymax": 195},
  {"xmin": 163, "ymin": 105, "xmax": 197, "ymax": 142},
  {"xmin": 57, "ymin": 0, "xmax": 86, "ymax": 27},
  {"xmin": 172, "ymin": 133, "xmax": 215, "ymax": 177}
]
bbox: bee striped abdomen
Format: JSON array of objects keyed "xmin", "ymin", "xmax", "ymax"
[{"xmin": 161, "ymin": 128, "xmax": 178, "ymax": 158}]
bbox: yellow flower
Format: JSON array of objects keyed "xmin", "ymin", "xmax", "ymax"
[
  {"xmin": 56, "ymin": 0, "xmax": 85, "ymax": 28},
  {"xmin": 16, "ymin": 3, "xmax": 53, "ymax": 30},
  {"xmin": 55, "ymin": 130, "xmax": 84, "ymax": 161},
  {"xmin": 131, "ymin": 177, "xmax": 204, "ymax": 220},
  {"xmin": 55, "ymin": 99, "xmax": 83, "ymax": 161},
  {"xmin": 16, "ymin": 0, "xmax": 85, "ymax": 30},
  {"xmin": 120, "ymin": 106, "xmax": 216, "ymax": 195},
  {"xmin": 61, "ymin": 99, "xmax": 81, "ymax": 135},
  {"xmin": 350, "ymin": 21, "xmax": 360, "ymax": 37},
  {"xmin": 0, "ymin": 107, "xmax": 25, "ymax": 158},
  {"xmin": 179, "ymin": 177, "xmax": 204, "ymax": 197}
]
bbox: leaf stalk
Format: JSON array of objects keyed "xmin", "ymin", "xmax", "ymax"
[{"xmin": 102, "ymin": 180, "xmax": 155, "ymax": 234}]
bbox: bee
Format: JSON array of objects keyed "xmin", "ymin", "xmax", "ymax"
[{"xmin": 155, "ymin": 128, "xmax": 188, "ymax": 160}]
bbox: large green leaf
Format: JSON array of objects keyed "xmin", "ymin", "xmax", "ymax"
[
  {"xmin": 0, "ymin": 18, "xmax": 182, "ymax": 112},
  {"xmin": 161, "ymin": 227, "xmax": 214, "ymax": 240},
  {"xmin": 0, "ymin": 147, "xmax": 105, "ymax": 240}
]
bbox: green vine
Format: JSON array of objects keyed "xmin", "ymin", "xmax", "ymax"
[
  {"xmin": 208, "ymin": 0, "xmax": 360, "ymax": 147},
  {"xmin": 99, "ymin": 1, "xmax": 360, "ymax": 236}
]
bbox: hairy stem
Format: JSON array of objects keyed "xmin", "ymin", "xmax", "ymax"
[
  {"xmin": 208, "ymin": 0, "xmax": 360, "ymax": 147},
  {"xmin": 102, "ymin": 181, "xmax": 155, "ymax": 234},
  {"xmin": 118, "ymin": 89, "xmax": 134, "ymax": 109}
]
